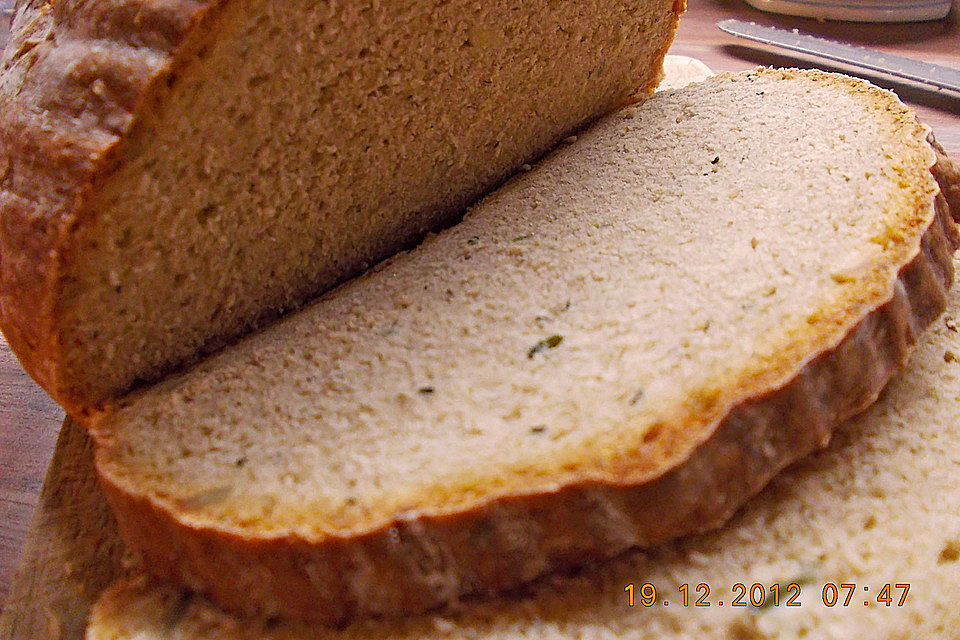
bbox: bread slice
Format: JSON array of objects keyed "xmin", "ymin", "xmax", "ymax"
[
  {"xmin": 89, "ymin": 69, "xmax": 959, "ymax": 623},
  {"xmin": 86, "ymin": 262, "xmax": 960, "ymax": 639},
  {"xmin": 0, "ymin": 0, "xmax": 683, "ymax": 414}
]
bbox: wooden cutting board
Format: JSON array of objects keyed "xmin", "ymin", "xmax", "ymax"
[{"xmin": 0, "ymin": 418, "xmax": 134, "ymax": 640}]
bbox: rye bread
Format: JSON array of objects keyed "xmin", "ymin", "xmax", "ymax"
[
  {"xmin": 0, "ymin": 0, "xmax": 683, "ymax": 414},
  {"xmin": 88, "ymin": 69, "xmax": 960, "ymax": 623}
]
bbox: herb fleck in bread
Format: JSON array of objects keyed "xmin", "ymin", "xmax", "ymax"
[
  {"xmin": 0, "ymin": 0, "xmax": 683, "ymax": 414},
  {"xmin": 88, "ymin": 69, "xmax": 960, "ymax": 623},
  {"xmin": 86, "ymin": 269, "xmax": 960, "ymax": 638}
]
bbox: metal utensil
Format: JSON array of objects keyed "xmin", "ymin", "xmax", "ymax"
[{"xmin": 718, "ymin": 19, "xmax": 960, "ymax": 94}]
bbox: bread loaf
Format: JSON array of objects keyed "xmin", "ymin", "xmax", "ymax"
[
  {"xmin": 0, "ymin": 0, "xmax": 683, "ymax": 413},
  {"xmin": 89, "ymin": 69, "xmax": 960, "ymax": 623}
]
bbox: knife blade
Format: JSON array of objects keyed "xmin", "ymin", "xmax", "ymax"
[{"xmin": 718, "ymin": 19, "xmax": 960, "ymax": 94}]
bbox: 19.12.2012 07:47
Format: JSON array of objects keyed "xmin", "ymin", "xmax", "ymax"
[{"xmin": 624, "ymin": 581, "xmax": 910, "ymax": 608}]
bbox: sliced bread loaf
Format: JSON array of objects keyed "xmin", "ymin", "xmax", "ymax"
[
  {"xmin": 0, "ymin": 0, "xmax": 683, "ymax": 414},
  {"xmin": 89, "ymin": 69, "xmax": 960, "ymax": 624},
  {"xmin": 87, "ymin": 260, "xmax": 960, "ymax": 639}
]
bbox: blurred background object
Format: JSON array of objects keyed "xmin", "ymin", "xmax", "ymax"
[
  {"xmin": 743, "ymin": 0, "xmax": 952, "ymax": 22},
  {"xmin": 0, "ymin": 1, "xmax": 11, "ymax": 49},
  {"xmin": 718, "ymin": 20, "xmax": 960, "ymax": 93}
]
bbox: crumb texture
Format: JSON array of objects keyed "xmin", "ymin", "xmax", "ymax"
[{"xmin": 0, "ymin": 0, "xmax": 680, "ymax": 410}]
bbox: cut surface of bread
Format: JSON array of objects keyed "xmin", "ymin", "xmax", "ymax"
[
  {"xmin": 90, "ymin": 69, "xmax": 959, "ymax": 623},
  {"xmin": 0, "ymin": 0, "xmax": 682, "ymax": 413},
  {"xmin": 87, "ymin": 259, "xmax": 960, "ymax": 639}
]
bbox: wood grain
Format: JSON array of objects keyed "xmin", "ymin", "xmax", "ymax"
[
  {"xmin": 0, "ymin": 0, "xmax": 959, "ymax": 613},
  {"xmin": 0, "ymin": 419, "xmax": 132, "ymax": 640},
  {"xmin": 0, "ymin": 343, "xmax": 62, "ymax": 607}
]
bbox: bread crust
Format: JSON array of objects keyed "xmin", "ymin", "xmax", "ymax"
[
  {"xmin": 92, "ymin": 131, "xmax": 960, "ymax": 623},
  {"xmin": 0, "ymin": 0, "xmax": 684, "ymax": 415},
  {"xmin": 0, "ymin": 0, "xmax": 222, "ymax": 414}
]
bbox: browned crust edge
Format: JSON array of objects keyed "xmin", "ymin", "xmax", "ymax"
[
  {"xmin": 0, "ymin": 0, "xmax": 223, "ymax": 416},
  {"xmin": 929, "ymin": 135, "xmax": 960, "ymax": 222},
  {"xmin": 92, "ymin": 146, "xmax": 959, "ymax": 624},
  {"xmin": 0, "ymin": 0, "xmax": 684, "ymax": 416}
]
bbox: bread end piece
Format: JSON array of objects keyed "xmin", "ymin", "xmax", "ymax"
[{"xmin": 0, "ymin": 0, "xmax": 684, "ymax": 415}]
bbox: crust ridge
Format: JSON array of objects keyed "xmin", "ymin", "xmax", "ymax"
[{"xmin": 0, "ymin": 0, "xmax": 217, "ymax": 411}]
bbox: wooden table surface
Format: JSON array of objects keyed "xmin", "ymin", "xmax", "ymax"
[{"xmin": 0, "ymin": 0, "xmax": 958, "ymax": 606}]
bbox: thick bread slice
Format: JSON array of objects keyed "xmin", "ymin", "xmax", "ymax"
[
  {"xmin": 89, "ymin": 69, "xmax": 960, "ymax": 623},
  {"xmin": 86, "ymin": 265, "xmax": 960, "ymax": 640},
  {"xmin": 0, "ymin": 0, "xmax": 683, "ymax": 414}
]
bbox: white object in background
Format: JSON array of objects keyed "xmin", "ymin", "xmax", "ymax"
[
  {"xmin": 743, "ymin": 0, "xmax": 951, "ymax": 22},
  {"xmin": 657, "ymin": 55, "xmax": 715, "ymax": 91}
]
